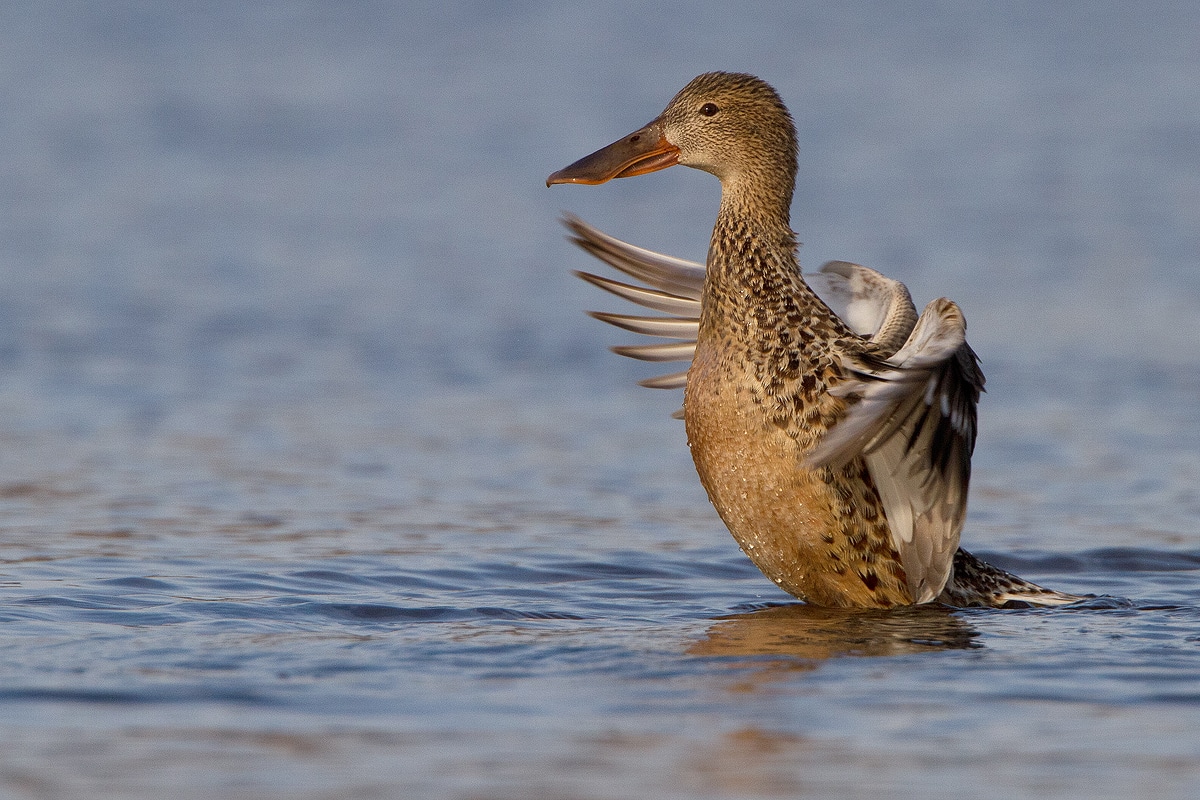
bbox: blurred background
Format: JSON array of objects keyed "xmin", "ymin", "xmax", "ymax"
[{"xmin": 2, "ymin": 0, "xmax": 1197, "ymax": 426}]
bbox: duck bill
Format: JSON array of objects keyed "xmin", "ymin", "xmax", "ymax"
[{"xmin": 546, "ymin": 121, "xmax": 680, "ymax": 186}]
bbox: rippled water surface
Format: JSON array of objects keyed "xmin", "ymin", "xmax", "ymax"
[{"xmin": 2, "ymin": 2, "xmax": 1200, "ymax": 798}]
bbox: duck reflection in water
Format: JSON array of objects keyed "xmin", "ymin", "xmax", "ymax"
[{"xmin": 689, "ymin": 604, "xmax": 980, "ymax": 663}]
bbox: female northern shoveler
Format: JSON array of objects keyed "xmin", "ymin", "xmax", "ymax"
[{"xmin": 548, "ymin": 72, "xmax": 1082, "ymax": 608}]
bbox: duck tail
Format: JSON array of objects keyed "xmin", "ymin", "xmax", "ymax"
[{"xmin": 938, "ymin": 548, "xmax": 1087, "ymax": 608}]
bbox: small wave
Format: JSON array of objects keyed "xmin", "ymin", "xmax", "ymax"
[
  {"xmin": 972, "ymin": 548, "xmax": 1200, "ymax": 574},
  {"xmin": 1072, "ymin": 548, "xmax": 1200, "ymax": 573},
  {"xmin": 0, "ymin": 686, "xmax": 268, "ymax": 706},
  {"xmin": 302, "ymin": 602, "xmax": 584, "ymax": 623}
]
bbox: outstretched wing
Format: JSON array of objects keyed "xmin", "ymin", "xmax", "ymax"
[
  {"xmin": 564, "ymin": 215, "xmax": 702, "ymax": 390},
  {"xmin": 563, "ymin": 215, "xmax": 917, "ymax": 366},
  {"xmin": 806, "ymin": 299, "xmax": 985, "ymax": 603}
]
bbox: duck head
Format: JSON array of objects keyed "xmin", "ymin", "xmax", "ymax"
[{"xmin": 547, "ymin": 72, "xmax": 797, "ymax": 199}]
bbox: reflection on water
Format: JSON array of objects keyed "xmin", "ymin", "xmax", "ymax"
[{"xmin": 692, "ymin": 603, "xmax": 980, "ymax": 661}]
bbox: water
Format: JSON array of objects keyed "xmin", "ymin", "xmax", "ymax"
[{"xmin": 1, "ymin": 2, "xmax": 1199, "ymax": 798}]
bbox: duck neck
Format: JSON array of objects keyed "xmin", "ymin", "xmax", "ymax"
[
  {"xmin": 705, "ymin": 177, "xmax": 809, "ymax": 312},
  {"xmin": 698, "ymin": 176, "xmax": 855, "ymax": 365}
]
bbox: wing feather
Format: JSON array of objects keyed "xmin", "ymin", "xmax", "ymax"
[
  {"xmin": 574, "ymin": 271, "xmax": 701, "ymax": 317},
  {"xmin": 586, "ymin": 312, "xmax": 697, "ymax": 339},
  {"xmin": 807, "ymin": 299, "xmax": 985, "ymax": 602},
  {"xmin": 611, "ymin": 341, "xmax": 697, "ymax": 362},
  {"xmin": 563, "ymin": 214, "xmax": 705, "ymax": 300},
  {"xmin": 809, "ymin": 261, "xmax": 918, "ymax": 355}
]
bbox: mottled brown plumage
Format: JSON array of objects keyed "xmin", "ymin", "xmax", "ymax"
[
  {"xmin": 668, "ymin": 76, "xmax": 908, "ymax": 605},
  {"xmin": 549, "ymin": 72, "xmax": 1085, "ymax": 608}
]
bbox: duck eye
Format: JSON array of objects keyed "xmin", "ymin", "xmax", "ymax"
[{"xmin": 699, "ymin": 102, "xmax": 719, "ymax": 117}]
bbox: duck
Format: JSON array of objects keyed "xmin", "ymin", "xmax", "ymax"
[{"xmin": 547, "ymin": 72, "xmax": 1083, "ymax": 608}]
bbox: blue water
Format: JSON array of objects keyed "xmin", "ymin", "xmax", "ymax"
[{"xmin": 2, "ymin": 2, "xmax": 1200, "ymax": 798}]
